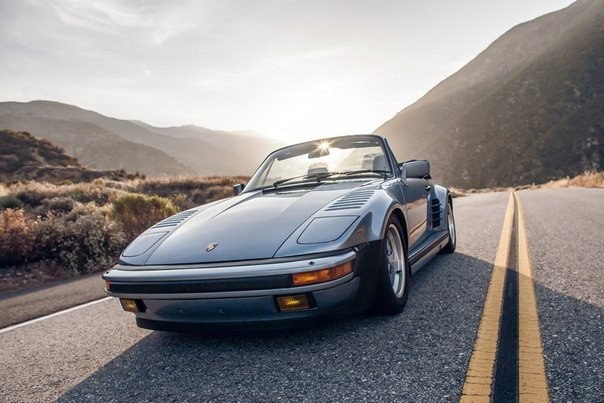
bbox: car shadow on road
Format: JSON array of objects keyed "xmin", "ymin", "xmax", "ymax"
[{"xmin": 57, "ymin": 252, "xmax": 602, "ymax": 402}]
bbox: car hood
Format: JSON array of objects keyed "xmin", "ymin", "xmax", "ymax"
[{"xmin": 143, "ymin": 181, "xmax": 377, "ymax": 265}]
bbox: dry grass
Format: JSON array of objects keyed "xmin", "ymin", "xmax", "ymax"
[
  {"xmin": 540, "ymin": 171, "xmax": 604, "ymax": 189},
  {"xmin": 450, "ymin": 171, "xmax": 603, "ymax": 197},
  {"xmin": 0, "ymin": 176, "xmax": 246, "ymax": 292}
]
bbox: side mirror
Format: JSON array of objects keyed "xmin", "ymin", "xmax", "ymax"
[
  {"xmin": 399, "ymin": 160, "xmax": 431, "ymax": 179},
  {"xmin": 233, "ymin": 183, "xmax": 245, "ymax": 196}
]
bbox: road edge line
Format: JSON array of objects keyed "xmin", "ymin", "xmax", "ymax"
[
  {"xmin": 460, "ymin": 192, "xmax": 515, "ymax": 402},
  {"xmin": 514, "ymin": 192, "xmax": 550, "ymax": 402},
  {"xmin": 0, "ymin": 296, "xmax": 112, "ymax": 334}
]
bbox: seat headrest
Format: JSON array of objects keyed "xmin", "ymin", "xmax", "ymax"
[{"xmin": 372, "ymin": 154, "xmax": 388, "ymax": 171}]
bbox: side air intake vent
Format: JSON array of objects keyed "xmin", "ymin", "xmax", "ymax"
[
  {"xmin": 151, "ymin": 209, "xmax": 198, "ymax": 229},
  {"xmin": 431, "ymin": 198, "xmax": 441, "ymax": 227},
  {"xmin": 326, "ymin": 189, "xmax": 375, "ymax": 211}
]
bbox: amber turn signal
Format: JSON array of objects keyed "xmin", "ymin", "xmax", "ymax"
[
  {"xmin": 292, "ymin": 261, "xmax": 353, "ymax": 286},
  {"xmin": 276, "ymin": 294, "xmax": 310, "ymax": 311},
  {"xmin": 104, "ymin": 280, "xmax": 111, "ymax": 291}
]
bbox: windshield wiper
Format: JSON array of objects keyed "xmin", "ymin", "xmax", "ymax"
[
  {"xmin": 272, "ymin": 172, "xmax": 333, "ymax": 188},
  {"xmin": 332, "ymin": 169, "xmax": 389, "ymax": 179},
  {"xmin": 271, "ymin": 169, "xmax": 388, "ymax": 189}
]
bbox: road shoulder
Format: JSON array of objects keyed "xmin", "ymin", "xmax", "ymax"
[{"xmin": 0, "ymin": 272, "xmax": 106, "ymax": 328}]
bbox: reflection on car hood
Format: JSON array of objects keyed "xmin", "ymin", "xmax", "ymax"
[{"xmin": 144, "ymin": 181, "xmax": 377, "ymax": 265}]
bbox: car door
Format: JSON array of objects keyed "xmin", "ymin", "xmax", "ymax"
[
  {"xmin": 381, "ymin": 139, "xmax": 429, "ymax": 250},
  {"xmin": 403, "ymin": 177, "xmax": 429, "ymax": 249}
]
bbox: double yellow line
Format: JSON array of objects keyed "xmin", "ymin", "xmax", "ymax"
[{"xmin": 460, "ymin": 192, "xmax": 549, "ymax": 402}]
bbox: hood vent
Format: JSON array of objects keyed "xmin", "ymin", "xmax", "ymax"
[
  {"xmin": 151, "ymin": 209, "xmax": 198, "ymax": 229},
  {"xmin": 326, "ymin": 189, "xmax": 375, "ymax": 211}
]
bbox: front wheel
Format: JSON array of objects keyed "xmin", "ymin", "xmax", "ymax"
[
  {"xmin": 373, "ymin": 216, "xmax": 410, "ymax": 314},
  {"xmin": 442, "ymin": 200, "xmax": 456, "ymax": 253}
]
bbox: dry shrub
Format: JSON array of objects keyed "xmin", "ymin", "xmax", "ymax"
[
  {"xmin": 448, "ymin": 187, "xmax": 467, "ymax": 198},
  {"xmin": 38, "ymin": 196, "xmax": 76, "ymax": 215},
  {"xmin": 98, "ymin": 178, "xmax": 137, "ymax": 192},
  {"xmin": 568, "ymin": 171, "xmax": 604, "ymax": 188},
  {"xmin": 0, "ymin": 195, "xmax": 23, "ymax": 209},
  {"xmin": 112, "ymin": 193, "xmax": 178, "ymax": 240},
  {"xmin": 0, "ymin": 209, "xmax": 39, "ymax": 266},
  {"xmin": 136, "ymin": 176, "xmax": 246, "ymax": 208},
  {"xmin": 42, "ymin": 209, "xmax": 126, "ymax": 275},
  {"xmin": 0, "ymin": 205, "xmax": 127, "ymax": 274},
  {"xmin": 0, "ymin": 176, "xmax": 250, "ymax": 287},
  {"xmin": 10, "ymin": 181, "xmax": 122, "ymax": 207},
  {"xmin": 538, "ymin": 171, "xmax": 604, "ymax": 189}
]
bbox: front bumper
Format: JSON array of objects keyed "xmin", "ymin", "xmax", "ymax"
[{"xmin": 103, "ymin": 249, "xmax": 370, "ymax": 331}]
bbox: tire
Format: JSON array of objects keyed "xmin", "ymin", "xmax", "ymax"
[
  {"xmin": 373, "ymin": 216, "xmax": 411, "ymax": 314},
  {"xmin": 442, "ymin": 200, "xmax": 456, "ymax": 253}
]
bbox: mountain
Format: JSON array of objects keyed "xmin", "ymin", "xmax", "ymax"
[
  {"xmin": 130, "ymin": 121, "xmax": 282, "ymax": 170},
  {"xmin": 375, "ymin": 0, "xmax": 604, "ymax": 188},
  {"xmin": 0, "ymin": 129, "xmax": 137, "ymax": 182},
  {"xmin": 0, "ymin": 113, "xmax": 192, "ymax": 177},
  {"xmin": 0, "ymin": 101, "xmax": 281, "ymax": 177}
]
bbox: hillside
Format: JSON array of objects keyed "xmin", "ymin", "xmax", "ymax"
[
  {"xmin": 0, "ymin": 101, "xmax": 280, "ymax": 177},
  {"xmin": 0, "ymin": 115, "xmax": 192, "ymax": 177},
  {"xmin": 133, "ymin": 122, "xmax": 282, "ymax": 166},
  {"xmin": 376, "ymin": 0, "xmax": 604, "ymax": 188},
  {"xmin": 0, "ymin": 130, "xmax": 138, "ymax": 182}
]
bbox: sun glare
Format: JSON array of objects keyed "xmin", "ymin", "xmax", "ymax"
[{"xmin": 318, "ymin": 141, "xmax": 331, "ymax": 151}]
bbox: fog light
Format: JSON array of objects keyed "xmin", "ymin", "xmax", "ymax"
[
  {"xmin": 292, "ymin": 261, "xmax": 353, "ymax": 286},
  {"xmin": 120, "ymin": 298, "xmax": 144, "ymax": 313},
  {"xmin": 276, "ymin": 294, "xmax": 310, "ymax": 311}
]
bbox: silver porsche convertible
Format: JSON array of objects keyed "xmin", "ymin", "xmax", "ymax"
[{"xmin": 103, "ymin": 135, "xmax": 456, "ymax": 331}]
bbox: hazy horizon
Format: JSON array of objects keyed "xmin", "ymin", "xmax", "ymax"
[{"xmin": 0, "ymin": 0, "xmax": 574, "ymax": 141}]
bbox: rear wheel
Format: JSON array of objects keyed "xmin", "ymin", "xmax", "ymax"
[
  {"xmin": 442, "ymin": 200, "xmax": 456, "ymax": 253},
  {"xmin": 373, "ymin": 216, "xmax": 410, "ymax": 314}
]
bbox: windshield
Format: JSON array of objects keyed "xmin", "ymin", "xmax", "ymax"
[{"xmin": 246, "ymin": 136, "xmax": 391, "ymax": 191}]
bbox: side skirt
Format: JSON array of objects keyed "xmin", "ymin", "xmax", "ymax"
[{"xmin": 409, "ymin": 231, "xmax": 449, "ymax": 274}]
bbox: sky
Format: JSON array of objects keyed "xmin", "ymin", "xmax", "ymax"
[{"xmin": 0, "ymin": 0, "xmax": 575, "ymax": 141}]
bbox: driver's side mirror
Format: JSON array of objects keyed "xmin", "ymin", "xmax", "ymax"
[
  {"xmin": 398, "ymin": 160, "xmax": 431, "ymax": 179},
  {"xmin": 233, "ymin": 183, "xmax": 245, "ymax": 196}
]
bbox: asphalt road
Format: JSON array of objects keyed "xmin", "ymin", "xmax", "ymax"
[
  {"xmin": 0, "ymin": 272, "xmax": 105, "ymax": 329},
  {"xmin": 517, "ymin": 188, "xmax": 603, "ymax": 402},
  {"xmin": 0, "ymin": 188, "xmax": 601, "ymax": 402}
]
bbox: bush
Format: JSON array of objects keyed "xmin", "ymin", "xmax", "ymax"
[
  {"xmin": 135, "ymin": 176, "xmax": 246, "ymax": 208},
  {"xmin": 112, "ymin": 193, "xmax": 178, "ymax": 240},
  {"xmin": 0, "ymin": 176, "xmax": 248, "ymax": 289},
  {"xmin": 1, "ymin": 205, "xmax": 128, "ymax": 274},
  {"xmin": 10, "ymin": 181, "xmax": 120, "ymax": 207},
  {"xmin": 0, "ymin": 195, "xmax": 23, "ymax": 210},
  {"xmin": 0, "ymin": 209, "xmax": 38, "ymax": 266},
  {"xmin": 45, "ymin": 211, "xmax": 126, "ymax": 275},
  {"xmin": 39, "ymin": 197, "xmax": 76, "ymax": 215}
]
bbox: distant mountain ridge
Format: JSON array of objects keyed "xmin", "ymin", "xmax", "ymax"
[
  {"xmin": 376, "ymin": 0, "xmax": 603, "ymax": 188},
  {"xmin": 0, "ymin": 101, "xmax": 281, "ymax": 177}
]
